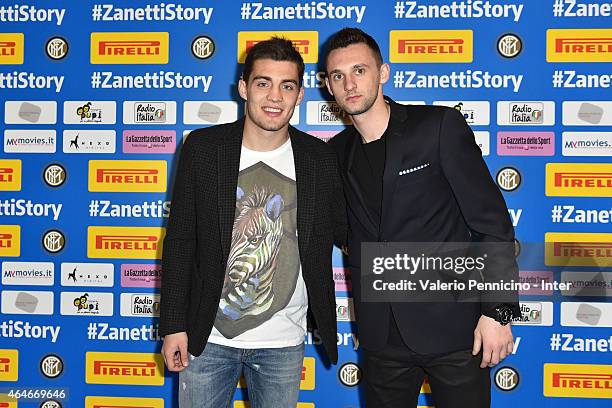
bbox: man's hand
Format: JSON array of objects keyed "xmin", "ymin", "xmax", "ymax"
[
  {"xmin": 472, "ymin": 315, "xmax": 514, "ymax": 368},
  {"xmin": 162, "ymin": 331, "xmax": 189, "ymax": 372}
]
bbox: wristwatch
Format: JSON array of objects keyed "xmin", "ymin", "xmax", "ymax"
[{"xmin": 483, "ymin": 304, "xmax": 516, "ymax": 326}]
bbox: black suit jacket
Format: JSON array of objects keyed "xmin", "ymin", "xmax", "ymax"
[
  {"xmin": 159, "ymin": 118, "xmax": 346, "ymax": 364},
  {"xmin": 329, "ymin": 98, "xmax": 519, "ymax": 354}
]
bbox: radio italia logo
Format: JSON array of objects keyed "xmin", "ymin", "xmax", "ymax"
[
  {"xmin": 0, "ymin": 160, "xmax": 21, "ymax": 191},
  {"xmin": 547, "ymin": 29, "xmax": 612, "ymax": 62},
  {"xmin": 85, "ymin": 396, "xmax": 164, "ymax": 408},
  {"xmin": 238, "ymin": 31, "xmax": 318, "ymax": 63},
  {"xmin": 0, "ymin": 350, "xmax": 18, "ymax": 381},
  {"xmin": 544, "ymin": 363, "xmax": 612, "ymax": 398},
  {"xmin": 390, "ymin": 30, "xmax": 472, "ymax": 63},
  {"xmin": 0, "ymin": 226, "xmax": 20, "ymax": 257},
  {"xmin": 86, "ymin": 352, "xmax": 164, "ymax": 386},
  {"xmin": 545, "ymin": 233, "xmax": 612, "ymax": 268},
  {"xmin": 546, "ymin": 163, "xmax": 612, "ymax": 197},
  {"xmin": 90, "ymin": 32, "xmax": 169, "ymax": 64},
  {"xmin": 88, "ymin": 160, "xmax": 167, "ymax": 192},
  {"xmin": 0, "ymin": 33, "xmax": 23, "ymax": 64},
  {"xmin": 88, "ymin": 226, "xmax": 165, "ymax": 260}
]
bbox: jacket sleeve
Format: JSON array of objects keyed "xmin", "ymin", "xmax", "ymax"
[
  {"xmin": 438, "ymin": 108, "xmax": 520, "ymax": 316},
  {"xmin": 159, "ymin": 135, "xmax": 198, "ymax": 336},
  {"xmin": 330, "ymin": 149, "xmax": 348, "ymax": 248}
]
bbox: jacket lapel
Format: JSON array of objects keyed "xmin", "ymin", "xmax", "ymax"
[
  {"xmin": 289, "ymin": 127, "xmax": 315, "ymax": 259},
  {"xmin": 218, "ymin": 119, "xmax": 243, "ymax": 262}
]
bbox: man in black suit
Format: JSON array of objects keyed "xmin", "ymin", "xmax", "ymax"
[
  {"xmin": 325, "ymin": 28, "xmax": 520, "ymax": 407},
  {"xmin": 159, "ymin": 38, "xmax": 346, "ymax": 408}
]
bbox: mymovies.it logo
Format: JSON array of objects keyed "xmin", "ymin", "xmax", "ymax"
[
  {"xmin": 85, "ymin": 351, "xmax": 164, "ymax": 385},
  {"xmin": 88, "ymin": 160, "xmax": 167, "ymax": 193},
  {"xmin": 120, "ymin": 293, "xmax": 160, "ymax": 317},
  {"xmin": 389, "ymin": 30, "xmax": 473, "ymax": 63},
  {"xmin": 87, "ymin": 226, "xmax": 165, "ymax": 260},
  {"xmin": 122, "ymin": 101, "xmax": 176, "ymax": 125},
  {"xmin": 4, "ymin": 130, "xmax": 56, "ymax": 153},
  {"xmin": 2, "ymin": 262, "xmax": 54, "ymax": 286},
  {"xmin": 90, "ymin": 32, "xmax": 169, "ymax": 64},
  {"xmin": 562, "ymin": 132, "xmax": 612, "ymax": 156}
]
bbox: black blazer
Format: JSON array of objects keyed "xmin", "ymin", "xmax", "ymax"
[
  {"xmin": 329, "ymin": 98, "xmax": 519, "ymax": 354},
  {"xmin": 159, "ymin": 118, "xmax": 347, "ymax": 364}
]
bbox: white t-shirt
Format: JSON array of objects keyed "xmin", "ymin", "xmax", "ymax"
[{"xmin": 208, "ymin": 138, "xmax": 308, "ymax": 348}]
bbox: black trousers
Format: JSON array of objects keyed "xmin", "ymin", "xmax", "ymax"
[{"xmin": 362, "ymin": 313, "xmax": 491, "ymax": 408}]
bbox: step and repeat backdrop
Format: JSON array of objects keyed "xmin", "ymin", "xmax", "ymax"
[{"xmin": 0, "ymin": 0, "xmax": 611, "ymax": 407}]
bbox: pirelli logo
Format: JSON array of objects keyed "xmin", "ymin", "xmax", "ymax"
[
  {"xmin": 544, "ymin": 363, "xmax": 612, "ymax": 398},
  {"xmin": 0, "ymin": 160, "xmax": 21, "ymax": 191},
  {"xmin": 85, "ymin": 396, "xmax": 164, "ymax": 408},
  {"xmin": 86, "ymin": 352, "xmax": 164, "ymax": 386},
  {"xmin": 238, "ymin": 31, "xmax": 318, "ymax": 63},
  {"xmin": 390, "ymin": 30, "xmax": 472, "ymax": 63},
  {"xmin": 545, "ymin": 232, "xmax": 612, "ymax": 268},
  {"xmin": 301, "ymin": 357, "xmax": 315, "ymax": 390},
  {"xmin": 546, "ymin": 163, "xmax": 612, "ymax": 197},
  {"xmin": 0, "ymin": 226, "xmax": 20, "ymax": 258},
  {"xmin": 0, "ymin": 350, "xmax": 18, "ymax": 382},
  {"xmin": 547, "ymin": 29, "xmax": 612, "ymax": 62},
  {"xmin": 88, "ymin": 160, "xmax": 167, "ymax": 192},
  {"xmin": 88, "ymin": 226, "xmax": 165, "ymax": 260},
  {"xmin": 0, "ymin": 33, "xmax": 24, "ymax": 64},
  {"xmin": 91, "ymin": 32, "xmax": 169, "ymax": 64}
]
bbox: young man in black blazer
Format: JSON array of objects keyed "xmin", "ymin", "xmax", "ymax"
[
  {"xmin": 159, "ymin": 38, "xmax": 346, "ymax": 407},
  {"xmin": 324, "ymin": 28, "xmax": 520, "ymax": 408}
]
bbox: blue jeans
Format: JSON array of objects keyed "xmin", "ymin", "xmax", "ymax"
[{"xmin": 179, "ymin": 342, "xmax": 305, "ymax": 408}]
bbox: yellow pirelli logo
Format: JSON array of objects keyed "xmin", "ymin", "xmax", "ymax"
[
  {"xmin": 86, "ymin": 352, "xmax": 164, "ymax": 386},
  {"xmin": 91, "ymin": 32, "xmax": 169, "ymax": 64},
  {"xmin": 238, "ymin": 31, "xmax": 318, "ymax": 63},
  {"xmin": 88, "ymin": 160, "xmax": 167, "ymax": 192},
  {"xmin": 0, "ymin": 398, "xmax": 18, "ymax": 408},
  {"xmin": 0, "ymin": 350, "xmax": 18, "ymax": 382},
  {"xmin": 547, "ymin": 29, "xmax": 612, "ymax": 62},
  {"xmin": 0, "ymin": 226, "xmax": 20, "ymax": 258},
  {"xmin": 88, "ymin": 226, "xmax": 165, "ymax": 260},
  {"xmin": 544, "ymin": 363, "xmax": 612, "ymax": 398},
  {"xmin": 0, "ymin": 160, "xmax": 21, "ymax": 191},
  {"xmin": 390, "ymin": 30, "xmax": 473, "ymax": 63},
  {"xmin": 545, "ymin": 232, "xmax": 612, "ymax": 267},
  {"xmin": 301, "ymin": 357, "xmax": 315, "ymax": 390},
  {"xmin": 0, "ymin": 33, "xmax": 24, "ymax": 65},
  {"xmin": 546, "ymin": 163, "xmax": 612, "ymax": 197},
  {"xmin": 85, "ymin": 396, "xmax": 164, "ymax": 408}
]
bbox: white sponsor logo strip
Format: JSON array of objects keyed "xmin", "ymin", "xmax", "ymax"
[
  {"xmin": 4, "ymin": 130, "xmax": 56, "ymax": 153},
  {"xmin": 120, "ymin": 293, "xmax": 160, "ymax": 317},
  {"xmin": 306, "ymin": 101, "xmax": 351, "ymax": 125},
  {"xmin": 474, "ymin": 131, "xmax": 490, "ymax": 156},
  {"xmin": 512, "ymin": 301, "xmax": 554, "ymax": 326},
  {"xmin": 63, "ymin": 101, "xmax": 116, "ymax": 125},
  {"xmin": 122, "ymin": 101, "xmax": 177, "ymax": 125},
  {"xmin": 183, "ymin": 101, "xmax": 238, "ymax": 125},
  {"xmin": 563, "ymin": 101, "xmax": 612, "ymax": 126},
  {"xmin": 61, "ymin": 263, "xmax": 114, "ymax": 287},
  {"xmin": 60, "ymin": 292, "xmax": 113, "ymax": 316},
  {"xmin": 63, "ymin": 130, "xmax": 116, "ymax": 153},
  {"xmin": 1, "ymin": 290, "xmax": 54, "ymax": 315},
  {"xmin": 561, "ymin": 272, "xmax": 612, "ymax": 296},
  {"xmin": 4, "ymin": 101, "xmax": 57, "ymax": 124},
  {"xmin": 2, "ymin": 262, "xmax": 54, "ymax": 286},
  {"xmin": 562, "ymin": 132, "xmax": 612, "ymax": 156},
  {"xmin": 561, "ymin": 302, "xmax": 612, "ymax": 327},
  {"xmin": 497, "ymin": 101, "xmax": 555, "ymax": 125},
  {"xmin": 433, "ymin": 101, "xmax": 490, "ymax": 125}
]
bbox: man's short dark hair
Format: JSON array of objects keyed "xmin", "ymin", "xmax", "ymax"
[
  {"xmin": 326, "ymin": 28, "xmax": 383, "ymax": 68},
  {"xmin": 242, "ymin": 37, "xmax": 305, "ymax": 86}
]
